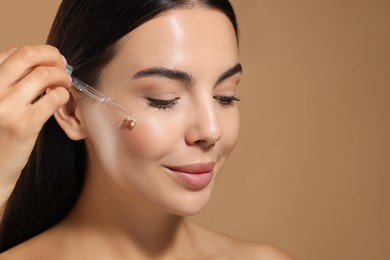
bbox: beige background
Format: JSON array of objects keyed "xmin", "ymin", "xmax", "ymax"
[{"xmin": 1, "ymin": 1, "xmax": 389, "ymax": 259}]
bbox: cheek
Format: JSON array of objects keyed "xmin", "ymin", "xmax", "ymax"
[
  {"xmin": 119, "ymin": 115, "xmax": 178, "ymax": 162},
  {"xmin": 80, "ymin": 104, "xmax": 179, "ymax": 172},
  {"xmin": 220, "ymin": 109, "xmax": 240, "ymax": 154}
]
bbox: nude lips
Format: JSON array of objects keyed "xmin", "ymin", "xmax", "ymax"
[{"xmin": 165, "ymin": 162, "xmax": 215, "ymax": 190}]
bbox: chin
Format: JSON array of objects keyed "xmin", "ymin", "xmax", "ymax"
[
  {"xmin": 167, "ymin": 188, "xmax": 213, "ymax": 217},
  {"xmin": 177, "ymin": 204, "xmax": 207, "ymax": 217}
]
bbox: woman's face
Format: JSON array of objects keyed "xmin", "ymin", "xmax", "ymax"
[{"xmin": 77, "ymin": 7, "xmax": 241, "ymax": 216}]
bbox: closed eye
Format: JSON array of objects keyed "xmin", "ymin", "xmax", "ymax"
[
  {"xmin": 145, "ymin": 97, "xmax": 179, "ymax": 110},
  {"xmin": 213, "ymin": 95, "xmax": 240, "ymax": 107}
]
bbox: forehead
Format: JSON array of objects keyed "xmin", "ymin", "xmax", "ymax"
[{"xmin": 112, "ymin": 7, "xmax": 239, "ymax": 74}]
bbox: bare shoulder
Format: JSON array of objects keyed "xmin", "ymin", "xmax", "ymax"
[
  {"xmin": 0, "ymin": 236, "xmax": 47, "ymax": 260},
  {"xmin": 241, "ymin": 242, "xmax": 296, "ymax": 260},
  {"xmin": 186, "ymin": 220, "xmax": 295, "ymax": 260},
  {"xmin": 0, "ymin": 241, "xmax": 35, "ymax": 260},
  {"xmin": 0, "ymin": 226, "xmax": 65, "ymax": 260},
  {"xmin": 220, "ymin": 235, "xmax": 295, "ymax": 260}
]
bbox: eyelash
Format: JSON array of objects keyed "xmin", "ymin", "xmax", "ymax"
[
  {"xmin": 145, "ymin": 96, "xmax": 240, "ymax": 110},
  {"xmin": 146, "ymin": 98, "xmax": 179, "ymax": 110},
  {"xmin": 214, "ymin": 95, "xmax": 241, "ymax": 107}
]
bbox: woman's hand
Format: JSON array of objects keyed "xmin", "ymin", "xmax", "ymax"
[{"xmin": 0, "ymin": 45, "xmax": 71, "ymax": 214}]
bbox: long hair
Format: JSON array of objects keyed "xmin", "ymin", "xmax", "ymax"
[{"xmin": 0, "ymin": 0, "xmax": 238, "ymax": 252}]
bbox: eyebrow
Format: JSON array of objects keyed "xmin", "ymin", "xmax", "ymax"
[
  {"xmin": 133, "ymin": 67, "xmax": 194, "ymax": 85},
  {"xmin": 132, "ymin": 63, "xmax": 242, "ymax": 86},
  {"xmin": 216, "ymin": 63, "xmax": 242, "ymax": 85}
]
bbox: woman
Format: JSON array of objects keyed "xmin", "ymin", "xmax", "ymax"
[{"xmin": 0, "ymin": 0, "xmax": 294, "ymax": 258}]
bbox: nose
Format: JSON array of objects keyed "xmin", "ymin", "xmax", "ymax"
[{"xmin": 185, "ymin": 98, "xmax": 222, "ymax": 147}]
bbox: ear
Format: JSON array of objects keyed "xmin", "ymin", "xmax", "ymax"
[{"xmin": 54, "ymin": 93, "xmax": 87, "ymax": 140}]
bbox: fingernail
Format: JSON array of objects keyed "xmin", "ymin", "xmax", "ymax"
[{"xmin": 61, "ymin": 55, "xmax": 67, "ymax": 65}]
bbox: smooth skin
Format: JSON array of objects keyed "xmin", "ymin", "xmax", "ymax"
[{"xmin": 0, "ymin": 8, "xmax": 295, "ymax": 260}]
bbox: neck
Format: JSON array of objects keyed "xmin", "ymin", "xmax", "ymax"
[{"xmin": 60, "ymin": 167, "xmax": 193, "ymax": 258}]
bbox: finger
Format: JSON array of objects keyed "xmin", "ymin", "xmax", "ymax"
[
  {"xmin": 0, "ymin": 47, "xmax": 18, "ymax": 64},
  {"xmin": 5, "ymin": 66, "xmax": 71, "ymax": 106},
  {"xmin": 0, "ymin": 45, "xmax": 66, "ymax": 88},
  {"xmin": 28, "ymin": 86, "xmax": 70, "ymax": 129}
]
